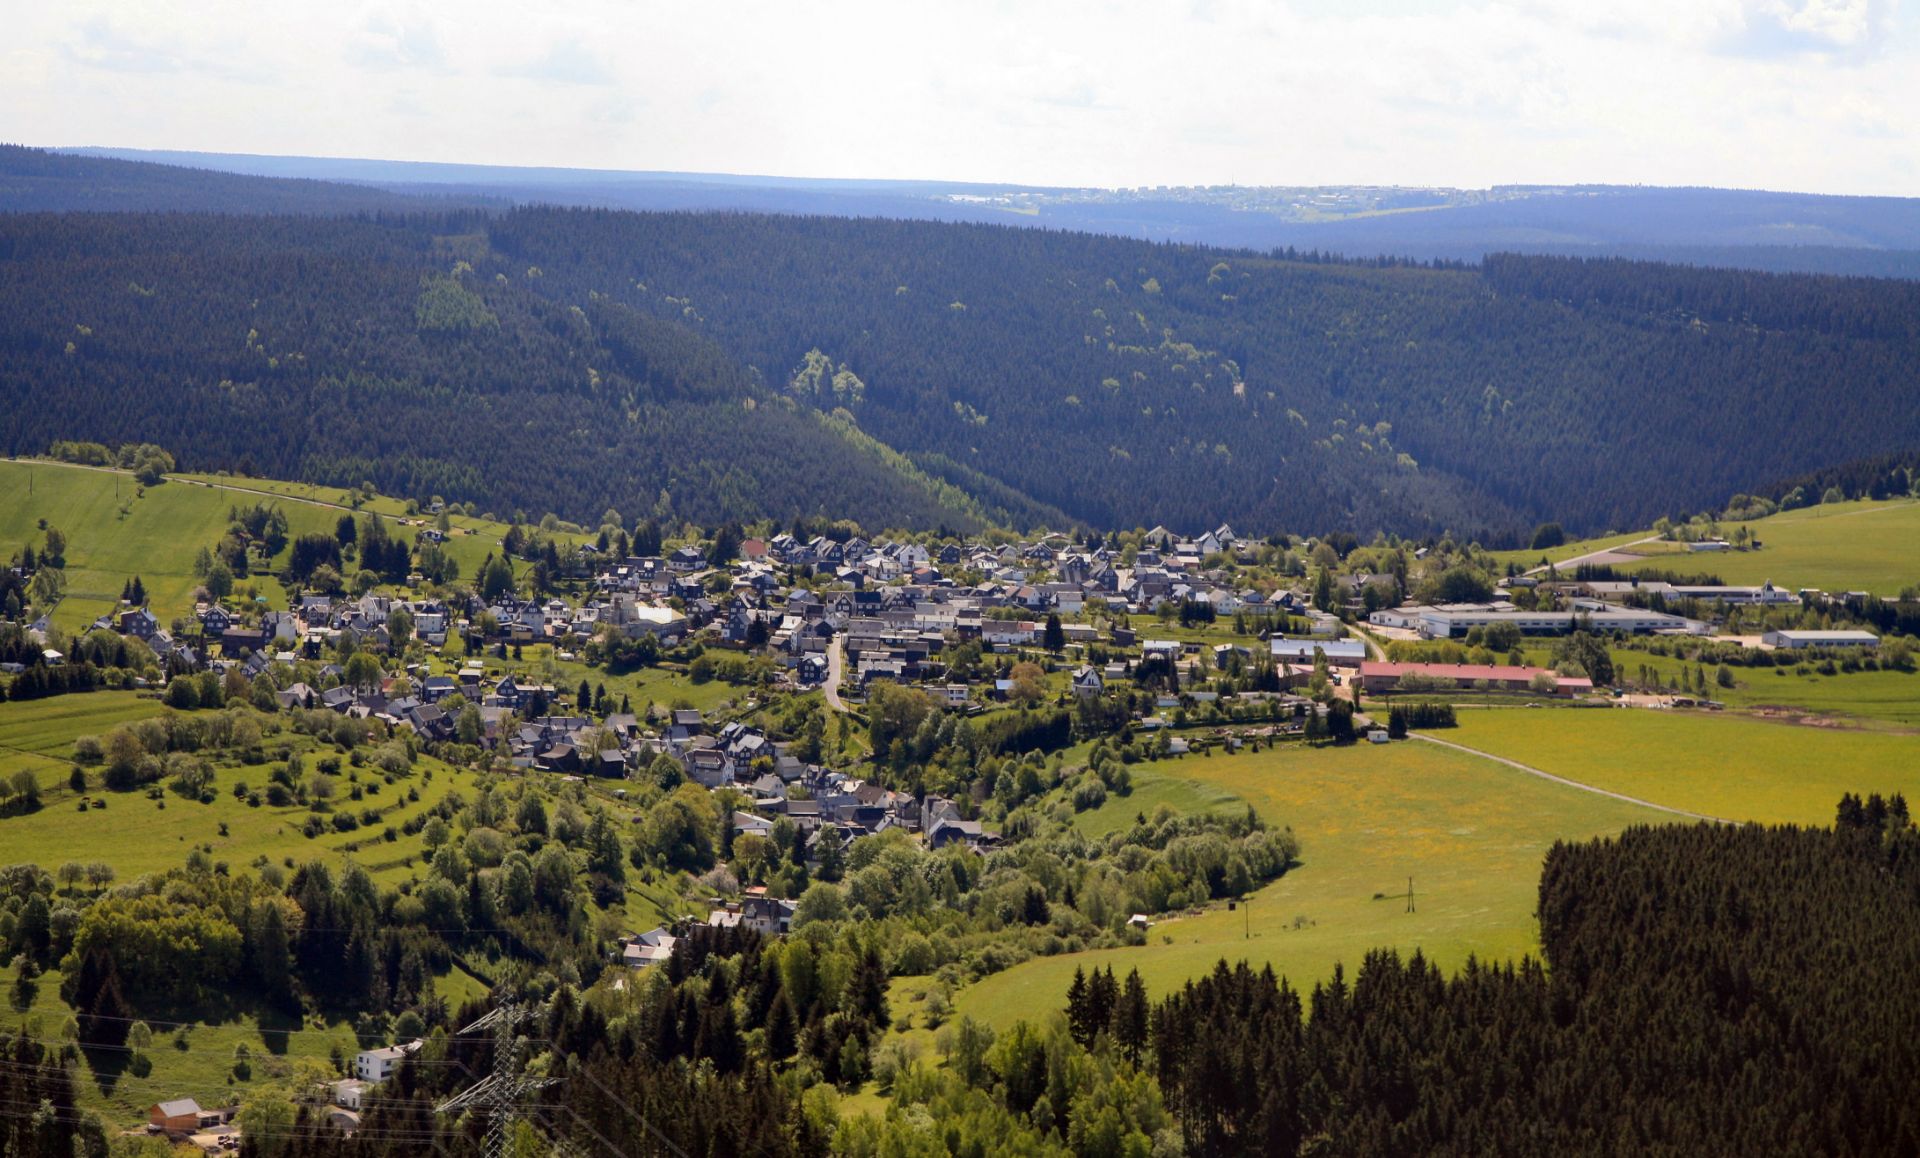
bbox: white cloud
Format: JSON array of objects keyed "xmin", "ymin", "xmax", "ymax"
[
  {"xmin": 346, "ymin": 8, "xmax": 445, "ymax": 72},
  {"xmin": 0, "ymin": 0, "xmax": 1914, "ymax": 194},
  {"xmin": 494, "ymin": 36, "xmax": 612, "ymax": 87}
]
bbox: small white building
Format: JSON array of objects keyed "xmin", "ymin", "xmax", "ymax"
[
  {"xmin": 353, "ymin": 1040, "xmax": 422, "ymax": 1083},
  {"xmin": 332, "ymin": 1079, "xmax": 369, "ymax": 1111},
  {"xmin": 1763, "ymin": 629, "xmax": 1879, "ymax": 649}
]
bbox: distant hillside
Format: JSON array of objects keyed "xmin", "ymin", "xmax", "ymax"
[
  {"xmin": 49, "ymin": 147, "xmax": 1920, "ymax": 279},
  {"xmin": 2, "ymin": 204, "xmax": 1917, "ymax": 538},
  {"xmin": 490, "ymin": 210, "xmax": 1920, "ymax": 536},
  {"xmin": 0, "ymin": 144, "xmax": 466, "ymax": 216},
  {"xmin": 0, "ymin": 212, "xmax": 1031, "ymax": 535}
]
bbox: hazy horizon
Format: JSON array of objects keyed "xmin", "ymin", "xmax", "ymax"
[
  {"xmin": 32, "ymin": 143, "xmax": 1920, "ymax": 204},
  {"xmin": 4, "ymin": 1, "xmax": 1917, "ymax": 198}
]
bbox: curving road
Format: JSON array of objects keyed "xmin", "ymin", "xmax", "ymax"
[{"xmin": 1409, "ymin": 732, "xmax": 1733, "ymax": 825}]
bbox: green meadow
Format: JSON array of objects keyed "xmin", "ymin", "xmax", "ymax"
[
  {"xmin": 0, "ymin": 459, "xmax": 577, "ymax": 632},
  {"xmin": 953, "ymin": 739, "xmax": 1660, "ymax": 1031},
  {"xmin": 0, "ymin": 696, "xmax": 483, "ymax": 885},
  {"xmin": 1447, "ymin": 707, "xmax": 1919, "ymax": 824},
  {"xmin": 0, "ymin": 955, "xmax": 373, "ymax": 1124},
  {"xmin": 1486, "ymin": 528, "xmax": 1652, "ymax": 570},
  {"xmin": 0, "ymin": 690, "xmax": 682, "ymax": 1122},
  {"xmin": 0, "ymin": 460, "xmax": 333, "ymax": 631},
  {"xmin": 1487, "ymin": 498, "xmax": 1920, "ymax": 595},
  {"xmin": 1617, "ymin": 499, "xmax": 1920, "ymax": 595},
  {"xmin": 1592, "ymin": 645, "xmax": 1920, "ymax": 727}
]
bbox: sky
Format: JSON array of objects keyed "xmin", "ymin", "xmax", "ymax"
[{"xmin": 2, "ymin": 0, "xmax": 1916, "ymax": 195}]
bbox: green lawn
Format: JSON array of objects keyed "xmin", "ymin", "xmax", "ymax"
[
  {"xmin": 0, "ymin": 460, "xmax": 344, "ymax": 631},
  {"xmin": 175, "ymin": 470, "xmax": 586, "ymax": 588},
  {"xmin": 1447, "ymin": 707, "xmax": 1920, "ymax": 824},
  {"xmin": 437, "ymin": 642, "xmax": 752, "ymax": 721},
  {"xmin": 953, "ymin": 739, "xmax": 1660, "ymax": 1032}
]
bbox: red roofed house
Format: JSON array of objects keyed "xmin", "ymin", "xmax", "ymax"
[{"xmin": 1358, "ymin": 662, "xmax": 1590, "ymax": 697}]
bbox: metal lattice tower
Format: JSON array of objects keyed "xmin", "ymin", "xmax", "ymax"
[{"xmin": 435, "ymin": 1003, "xmax": 558, "ymax": 1158}]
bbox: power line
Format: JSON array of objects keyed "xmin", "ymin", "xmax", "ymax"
[{"xmin": 436, "ymin": 1002, "xmax": 557, "ymax": 1158}]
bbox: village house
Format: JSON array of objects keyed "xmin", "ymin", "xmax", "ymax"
[{"xmin": 353, "ymin": 1039, "xmax": 423, "ymax": 1083}]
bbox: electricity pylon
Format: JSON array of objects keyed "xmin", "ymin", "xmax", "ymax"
[{"xmin": 436, "ymin": 1003, "xmax": 558, "ymax": 1158}]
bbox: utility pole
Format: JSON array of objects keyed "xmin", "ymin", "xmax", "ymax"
[
  {"xmin": 1242, "ymin": 894, "xmax": 1252, "ymax": 939},
  {"xmin": 1406, "ymin": 876, "xmax": 1416, "ymax": 914},
  {"xmin": 436, "ymin": 1002, "xmax": 559, "ymax": 1158}
]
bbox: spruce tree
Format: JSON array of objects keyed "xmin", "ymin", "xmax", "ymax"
[
  {"xmin": 1066, "ymin": 967, "xmax": 1092, "ymax": 1045},
  {"xmin": 765, "ymin": 990, "xmax": 798, "ymax": 1062},
  {"xmin": 1115, "ymin": 969, "xmax": 1150, "ymax": 1063}
]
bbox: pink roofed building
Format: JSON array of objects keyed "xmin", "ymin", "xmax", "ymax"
[{"xmin": 1357, "ymin": 661, "xmax": 1591, "ymax": 697}]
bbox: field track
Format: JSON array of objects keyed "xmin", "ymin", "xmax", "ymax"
[{"xmin": 1410, "ymin": 731, "xmax": 1733, "ymax": 824}]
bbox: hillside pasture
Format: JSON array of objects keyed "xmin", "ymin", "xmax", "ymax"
[
  {"xmin": 0, "ymin": 459, "xmax": 582, "ymax": 632},
  {"xmin": 0, "ymin": 460, "xmax": 341, "ymax": 630},
  {"xmin": 1592, "ymin": 645, "xmax": 1920, "ymax": 728},
  {"xmin": 953, "ymin": 738, "xmax": 1660, "ymax": 1031},
  {"xmin": 1447, "ymin": 707, "xmax": 1919, "ymax": 824},
  {"xmin": 1487, "ymin": 498, "xmax": 1920, "ymax": 595},
  {"xmin": 1619, "ymin": 499, "xmax": 1920, "ymax": 596},
  {"xmin": 0, "ymin": 694, "xmax": 479, "ymax": 883}
]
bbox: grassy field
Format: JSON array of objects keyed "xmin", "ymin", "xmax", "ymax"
[
  {"xmin": 1485, "ymin": 499, "xmax": 1920, "ymax": 595},
  {"xmin": 1622, "ymin": 499, "xmax": 1920, "ymax": 595},
  {"xmin": 2, "ymin": 954, "xmax": 369, "ymax": 1123},
  {"xmin": 0, "ymin": 460, "xmax": 335, "ymax": 631},
  {"xmin": 1447, "ymin": 707, "xmax": 1920, "ymax": 824},
  {"xmin": 0, "ymin": 692, "xmax": 165, "ymax": 787},
  {"xmin": 1073, "ymin": 768, "xmax": 1245, "ymax": 839},
  {"xmin": 174, "ymin": 470, "xmax": 587, "ymax": 588},
  {"xmin": 952, "ymin": 739, "xmax": 1660, "ymax": 1032},
  {"xmin": 1590, "ymin": 645, "xmax": 1920, "ymax": 727},
  {"xmin": 0, "ymin": 692, "xmax": 500, "ymax": 887},
  {"xmin": 1485, "ymin": 529, "xmax": 1652, "ymax": 570},
  {"xmin": 0, "ymin": 459, "xmax": 579, "ymax": 632}
]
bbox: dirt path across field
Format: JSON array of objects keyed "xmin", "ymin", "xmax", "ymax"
[
  {"xmin": 1408, "ymin": 732, "xmax": 1734, "ymax": 824},
  {"xmin": 1526, "ymin": 536, "xmax": 1660, "ymax": 575}
]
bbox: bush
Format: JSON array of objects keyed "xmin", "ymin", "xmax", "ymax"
[{"xmin": 1071, "ymin": 778, "xmax": 1108, "ymax": 812}]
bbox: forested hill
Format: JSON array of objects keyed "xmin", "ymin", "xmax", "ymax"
[
  {"xmin": 0, "ymin": 211, "xmax": 1037, "ymax": 533},
  {"xmin": 0, "ymin": 144, "xmax": 466, "ymax": 215},
  {"xmin": 3, "ymin": 204, "xmax": 1918, "ymax": 537},
  {"xmin": 491, "ymin": 210, "xmax": 1920, "ymax": 534}
]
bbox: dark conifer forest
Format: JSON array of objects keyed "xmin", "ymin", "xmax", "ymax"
[
  {"xmin": 4, "ymin": 155, "xmax": 1920, "ymax": 537},
  {"xmin": 1146, "ymin": 807, "xmax": 1920, "ymax": 1155}
]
